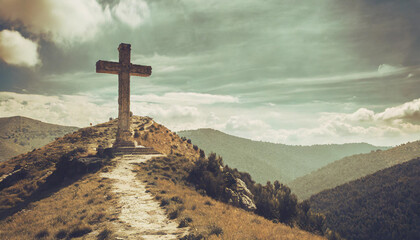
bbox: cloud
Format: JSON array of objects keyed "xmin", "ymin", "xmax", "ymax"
[
  {"xmin": 378, "ymin": 64, "xmax": 403, "ymax": 75},
  {"xmin": 0, "ymin": 92, "xmax": 115, "ymax": 127},
  {"xmin": 0, "ymin": 91, "xmax": 233, "ymax": 131},
  {"xmin": 215, "ymin": 99, "xmax": 420, "ymax": 146},
  {"xmin": 131, "ymin": 92, "xmax": 239, "ymax": 105},
  {"xmin": 0, "ymin": 0, "xmax": 111, "ymax": 45},
  {"xmin": 286, "ymin": 99, "xmax": 420, "ymax": 145},
  {"xmin": 0, "ymin": 0, "xmax": 150, "ymax": 45},
  {"xmin": 376, "ymin": 98, "xmax": 420, "ymax": 123},
  {"xmin": 0, "ymin": 91, "xmax": 419, "ymax": 146},
  {"xmin": 0, "ymin": 30, "xmax": 40, "ymax": 67},
  {"xmin": 224, "ymin": 116, "xmax": 270, "ymax": 132},
  {"xmin": 113, "ymin": 0, "xmax": 150, "ymax": 28}
]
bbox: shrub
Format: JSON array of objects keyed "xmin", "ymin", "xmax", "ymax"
[
  {"xmin": 180, "ymin": 233, "xmax": 204, "ymax": 240},
  {"xmin": 160, "ymin": 198, "xmax": 170, "ymax": 207},
  {"xmin": 186, "ymin": 152, "xmax": 334, "ymax": 236},
  {"xmin": 68, "ymin": 225, "xmax": 92, "ymax": 238},
  {"xmin": 208, "ymin": 224, "xmax": 223, "ymax": 237},
  {"xmin": 55, "ymin": 229, "xmax": 67, "ymax": 239},
  {"xmin": 171, "ymin": 196, "xmax": 183, "ymax": 204},
  {"xmin": 296, "ymin": 200, "xmax": 326, "ymax": 235},
  {"xmin": 253, "ymin": 180, "xmax": 298, "ymax": 225},
  {"xmin": 178, "ymin": 218, "xmax": 190, "ymax": 228},
  {"xmin": 169, "ymin": 209, "xmax": 180, "ymax": 219},
  {"xmin": 34, "ymin": 229, "xmax": 49, "ymax": 239},
  {"xmin": 97, "ymin": 228, "xmax": 112, "ymax": 240}
]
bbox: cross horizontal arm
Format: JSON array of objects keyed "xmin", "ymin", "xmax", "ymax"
[
  {"xmin": 130, "ymin": 64, "xmax": 152, "ymax": 77},
  {"xmin": 96, "ymin": 60, "xmax": 120, "ymax": 75}
]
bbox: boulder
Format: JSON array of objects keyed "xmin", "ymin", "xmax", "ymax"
[
  {"xmin": 0, "ymin": 166, "xmax": 28, "ymax": 191},
  {"xmin": 45, "ymin": 156, "xmax": 104, "ymax": 187},
  {"xmin": 225, "ymin": 174, "xmax": 256, "ymax": 211}
]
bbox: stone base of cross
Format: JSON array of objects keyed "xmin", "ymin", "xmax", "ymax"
[
  {"xmin": 114, "ymin": 129, "xmax": 136, "ymax": 147},
  {"xmin": 96, "ymin": 43, "xmax": 156, "ymax": 151}
]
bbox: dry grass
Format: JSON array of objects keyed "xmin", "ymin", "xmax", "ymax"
[
  {"xmin": 137, "ymin": 160, "xmax": 326, "ymax": 240},
  {"xmin": 0, "ymin": 116, "xmax": 326, "ymax": 239},
  {"xmin": 0, "ymin": 120, "xmax": 118, "ymax": 213},
  {"xmin": 133, "ymin": 118, "xmax": 201, "ymax": 160},
  {"xmin": 0, "ymin": 172, "xmax": 116, "ymax": 240}
]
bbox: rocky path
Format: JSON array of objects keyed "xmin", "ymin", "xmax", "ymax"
[{"xmin": 101, "ymin": 155, "xmax": 187, "ymax": 239}]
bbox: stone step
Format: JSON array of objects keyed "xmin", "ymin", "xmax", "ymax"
[{"xmin": 113, "ymin": 146, "xmax": 161, "ymax": 155}]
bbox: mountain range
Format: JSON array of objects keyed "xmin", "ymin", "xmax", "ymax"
[
  {"xmin": 289, "ymin": 140, "xmax": 420, "ymax": 199},
  {"xmin": 178, "ymin": 128, "xmax": 388, "ymax": 183}
]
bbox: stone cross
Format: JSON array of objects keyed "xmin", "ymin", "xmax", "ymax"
[{"xmin": 96, "ymin": 43, "xmax": 152, "ymax": 147}]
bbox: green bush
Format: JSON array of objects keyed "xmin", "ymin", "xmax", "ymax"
[{"xmin": 186, "ymin": 153, "xmax": 334, "ymax": 237}]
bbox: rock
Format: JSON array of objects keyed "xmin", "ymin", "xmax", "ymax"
[
  {"xmin": 225, "ymin": 174, "xmax": 256, "ymax": 211},
  {"xmin": 0, "ymin": 167, "xmax": 28, "ymax": 191},
  {"xmin": 45, "ymin": 156, "xmax": 104, "ymax": 187}
]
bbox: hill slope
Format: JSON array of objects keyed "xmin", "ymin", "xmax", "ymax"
[
  {"xmin": 309, "ymin": 158, "xmax": 420, "ymax": 240},
  {"xmin": 289, "ymin": 140, "xmax": 420, "ymax": 199},
  {"xmin": 0, "ymin": 116, "xmax": 325, "ymax": 239},
  {"xmin": 178, "ymin": 128, "xmax": 387, "ymax": 183},
  {"xmin": 0, "ymin": 116, "xmax": 78, "ymax": 161}
]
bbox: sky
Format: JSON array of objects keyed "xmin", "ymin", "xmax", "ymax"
[{"xmin": 0, "ymin": 0, "xmax": 420, "ymax": 146}]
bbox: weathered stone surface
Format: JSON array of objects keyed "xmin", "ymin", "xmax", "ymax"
[
  {"xmin": 225, "ymin": 173, "xmax": 257, "ymax": 211},
  {"xmin": 0, "ymin": 165, "xmax": 27, "ymax": 191},
  {"xmin": 45, "ymin": 156, "xmax": 104, "ymax": 187},
  {"xmin": 96, "ymin": 43, "xmax": 152, "ymax": 148}
]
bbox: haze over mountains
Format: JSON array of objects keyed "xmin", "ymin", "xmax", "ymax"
[
  {"xmin": 289, "ymin": 140, "xmax": 420, "ymax": 199},
  {"xmin": 178, "ymin": 128, "xmax": 388, "ymax": 183},
  {"xmin": 0, "ymin": 116, "xmax": 78, "ymax": 162},
  {"xmin": 310, "ymin": 158, "xmax": 420, "ymax": 240}
]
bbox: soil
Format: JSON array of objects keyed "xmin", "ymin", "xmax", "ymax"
[{"xmin": 101, "ymin": 154, "xmax": 187, "ymax": 239}]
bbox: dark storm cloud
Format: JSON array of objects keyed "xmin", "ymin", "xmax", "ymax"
[
  {"xmin": 2, "ymin": 0, "xmax": 419, "ymax": 96},
  {"xmin": 334, "ymin": 0, "xmax": 420, "ymax": 68}
]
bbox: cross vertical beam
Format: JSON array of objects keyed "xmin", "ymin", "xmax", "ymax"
[{"xmin": 117, "ymin": 44, "xmax": 132, "ymax": 146}]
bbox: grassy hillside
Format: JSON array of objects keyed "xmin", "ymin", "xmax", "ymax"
[
  {"xmin": 0, "ymin": 116, "xmax": 78, "ymax": 162},
  {"xmin": 136, "ymin": 155, "xmax": 329, "ymax": 240},
  {"xmin": 0, "ymin": 116, "xmax": 326, "ymax": 239},
  {"xmin": 289, "ymin": 140, "xmax": 420, "ymax": 199},
  {"xmin": 178, "ymin": 128, "xmax": 387, "ymax": 183},
  {"xmin": 310, "ymin": 158, "xmax": 420, "ymax": 240}
]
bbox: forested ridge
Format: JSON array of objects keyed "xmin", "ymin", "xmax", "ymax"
[
  {"xmin": 290, "ymin": 141, "xmax": 420, "ymax": 199},
  {"xmin": 179, "ymin": 128, "xmax": 386, "ymax": 183},
  {"xmin": 310, "ymin": 158, "xmax": 420, "ymax": 240}
]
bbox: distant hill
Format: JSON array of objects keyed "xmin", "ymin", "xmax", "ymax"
[
  {"xmin": 0, "ymin": 116, "xmax": 78, "ymax": 161},
  {"xmin": 178, "ymin": 128, "xmax": 387, "ymax": 183},
  {"xmin": 289, "ymin": 140, "xmax": 420, "ymax": 199},
  {"xmin": 310, "ymin": 158, "xmax": 420, "ymax": 240}
]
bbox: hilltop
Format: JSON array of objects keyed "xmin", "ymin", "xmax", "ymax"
[
  {"xmin": 310, "ymin": 158, "xmax": 420, "ymax": 240},
  {"xmin": 178, "ymin": 128, "xmax": 387, "ymax": 183},
  {"xmin": 0, "ymin": 116, "xmax": 327, "ymax": 239},
  {"xmin": 289, "ymin": 140, "xmax": 420, "ymax": 199},
  {"xmin": 0, "ymin": 116, "xmax": 78, "ymax": 162}
]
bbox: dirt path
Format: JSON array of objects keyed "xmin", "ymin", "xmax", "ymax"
[{"xmin": 101, "ymin": 155, "xmax": 187, "ymax": 239}]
